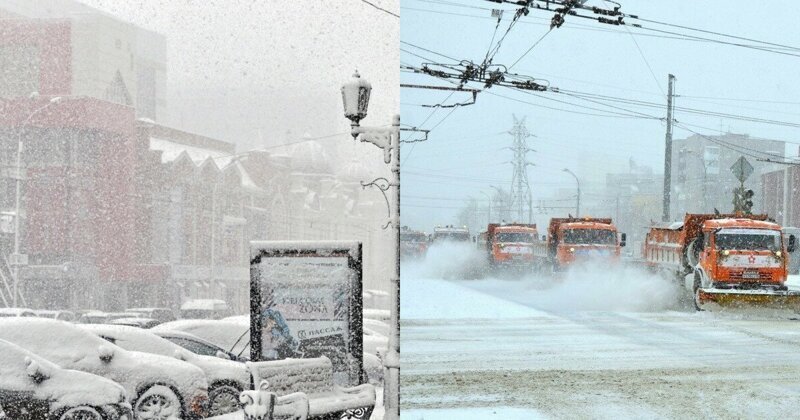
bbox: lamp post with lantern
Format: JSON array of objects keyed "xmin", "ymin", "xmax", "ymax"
[{"xmin": 341, "ymin": 71, "xmax": 400, "ymax": 420}]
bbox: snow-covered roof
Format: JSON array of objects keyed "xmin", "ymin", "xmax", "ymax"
[
  {"xmin": 150, "ymin": 137, "xmax": 234, "ymax": 167},
  {"xmin": 150, "ymin": 137, "xmax": 264, "ymax": 193}
]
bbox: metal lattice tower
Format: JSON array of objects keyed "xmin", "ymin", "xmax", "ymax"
[{"xmin": 507, "ymin": 115, "xmax": 534, "ymax": 223}]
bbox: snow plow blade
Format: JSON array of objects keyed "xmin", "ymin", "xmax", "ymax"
[{"xmin": 697, "ymin": 288, "xmax": 800, "ymax": 313}]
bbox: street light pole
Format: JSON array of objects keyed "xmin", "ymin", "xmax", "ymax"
[
  {"xmin": 563, "ymin": 168, "xmax": 580, "ymax": 218},
  {"xmin": 341, "ymin": 72, "xmax": 400, "ymax": 420},
  {"xmin": 12, "ymin": 96, "xmax": 61, "ymax": 307}
]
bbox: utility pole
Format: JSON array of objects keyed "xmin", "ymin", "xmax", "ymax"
[
  {"xmin": 507, "ymin": 115, "xmax": 534, "ymax": 223},
  {"xmin": 662, "ymin": 74, "xmax": 676, "ymax": 222}
]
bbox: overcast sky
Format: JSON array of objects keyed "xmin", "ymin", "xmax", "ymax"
[{"xmin": 400, "ymin": 0, "xmax": 800, "ymax": 231}]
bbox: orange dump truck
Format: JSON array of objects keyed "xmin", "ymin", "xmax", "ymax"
[
  {"xmin": 644, "ymin": 213, "xmax": 799, "ymax": 311},
  {"xmin": 533, "ymin": 217, "xmax": 626, "ymax": 272},
  {"xmin": 481, "ymin": 223, "xmax": 538, "ymax": 269}
]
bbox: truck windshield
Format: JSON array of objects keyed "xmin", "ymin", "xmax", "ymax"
[
  {"xmin": 715, "ymin": 229, "xmax": 780, "ymax": 251},
  {"xmin": 496, "ymin": 232, "xmax": 535, "ymax": 243},
  {"xmin": 563, "ymin": 229, "xmax": 616, "ymax": 245},
  {"xmin": 433, "ymin": 232, "xmax": 470, "ymax": 242}
]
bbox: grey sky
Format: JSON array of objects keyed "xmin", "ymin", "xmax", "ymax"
[
  {"xmin": 78, "ymin": 0, "xmax": 399, "ymax": 155},
  {"xmin": 400, "ymin": 0, "xmax": 800, "ymax": 231}
]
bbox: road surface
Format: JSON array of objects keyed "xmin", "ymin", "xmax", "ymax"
[{"xmin": 400, "ymin": 243, "xmax": 800, "ymax": 419}]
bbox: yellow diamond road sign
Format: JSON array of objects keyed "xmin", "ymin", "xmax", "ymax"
[{"xmin": 730, "ymin": 156, "xmax": 754, "ymax": 183}]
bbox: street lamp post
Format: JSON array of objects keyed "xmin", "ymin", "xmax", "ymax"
[
  {"xmin": 341, "ymin": 71, "xmax": 400, "ymax": 420},
  {"xmin": 562, "ymin": 168, "xmax": 580, "ymax": 218},
  {"xmin": 12, "ymin": 96, "xmax": 62, "ymax": 307}
]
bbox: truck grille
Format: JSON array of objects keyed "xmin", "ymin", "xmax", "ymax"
[{"xmin": 727, "ymin": 271, "xmax": 773, "ymax": 281}]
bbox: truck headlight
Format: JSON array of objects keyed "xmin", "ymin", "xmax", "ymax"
[
  {"xmin": 723, "ymin": 250, "xmax": 730, "ymax": 256},
  {"xmin": 569, "ymin": 247, "xmax": 575, "ymax": 253}
]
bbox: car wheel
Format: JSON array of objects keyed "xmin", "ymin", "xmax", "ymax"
[
  {"xmin": 56, "ymin": 407, "xmax": 104, "ymax": 420},
  {"xmin": 208, "ymin": 384, "xmax": 241, "ymax": 416},
  {"xmin": 134, "ymin": 385, "xmax": 182, "ymax": 420}
]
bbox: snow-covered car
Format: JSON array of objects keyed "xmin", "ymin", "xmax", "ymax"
[
  {"xmin": 81, "ymin": 325, "xmax": 250, "ymax": 417},
  {"xmin": 0, "ymin": 338, "xmax": 132, "ymax": 420},
  {"xmin": 77, "ymin": 311, "xmax": 110, "ymax": 324},
  {"xmin": 125, "ymin": 308, "xmax": 176, "ymax": 324},
  {"xmin": 0, "ymin": 307, "xmax": 37, "ymax": 317},
  {"xmin": 179, "ymin": 299, "xmax": 232, "ymax": 320},
  {"xmin": 33, "ymin": 310, "xmax": 76, "ymax": 322},
  {"xmin": 110, "ymin": 318, "xmax": 160, "ymax": 329},
  {"xmin": 153, "ymin": 319, "xmax": 250, "ymax": 358},
  {"xmin": 0, "ymin": 318, "xmax": 209, "ymax": 420},
  {"xmin": 152, "ymin": 330, "xmax": 247, "ymax": 362}
]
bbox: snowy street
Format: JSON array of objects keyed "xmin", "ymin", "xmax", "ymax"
[{"xmin": 401, "ymin": 244, "xmax": 800, "ymax": 419}]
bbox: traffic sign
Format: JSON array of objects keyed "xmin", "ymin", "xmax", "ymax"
[{"xmin": 730, "ymin": 156, "xmax": 754, "ymax": 183}]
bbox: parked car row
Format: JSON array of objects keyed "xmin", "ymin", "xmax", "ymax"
[
  {"xmin": 0, "ymin": 300, "xmax": 231, "ymax": 330},
  {"xmin": 0, "ymin": 301, "xmax": 389, "ymax": 419},
  {"xmin": 0, "ymin": 317, "xmax": 249, "ymax": 419}
]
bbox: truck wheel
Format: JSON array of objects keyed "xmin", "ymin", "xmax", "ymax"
[{"xmin": 692, "ymin": 272, "xmax": 704, "ymax": 312}]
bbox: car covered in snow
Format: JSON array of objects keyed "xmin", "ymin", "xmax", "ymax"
[
  {"xmin": 152, "ymin": 319, "xmax": 250, "ymax": 359},
  {"xmin": 109, "ymin": 317, "xmax": 160, "ymax": 329},
  {"xmin": 76, "ymin": 311, "xmax": 110, "ymax": 324},
  {"xmin": 0, "ymin": 307, "xmax": 37, "ymax": 317},
  {"xmin": 33, "ymin": 310, "xmax": 76, "ymax": 322},
  {"xmin": 124, "ymin": 308, "xmax": 176, "ymax": 324},
  {"xmin": 81, "ymin": 324, "xmax": 249, "ymax": 417},
  {"xmin": 0, "ymin": 338, "xmax": 132, "ymax": 420},
  {"xmin": 152, "ymin": 330, "xmax": 247, "ymax": 362},
  {"xmin": 179, "ymin": 299, "xmax": 232, "ymax": 320},
  {"xmin": 0, "ymin": 318, "xmax": 209, "ymax": 420}
]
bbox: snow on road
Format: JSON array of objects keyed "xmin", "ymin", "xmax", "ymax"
[{"xmin": 401, "ymin": 243, "xmax": 800, "ymax": 419}]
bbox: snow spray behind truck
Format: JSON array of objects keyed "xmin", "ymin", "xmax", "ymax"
[
  {"xmin": 644, "ymin": 213, "xmax": 799, "ymax": 311},
  {"xmin": 533, "ymin": 217, "xmax": 626, "ymax": 273},
  {"xmin": 480, "ymin": 223, "xmax": 538, "ymax": 271}
]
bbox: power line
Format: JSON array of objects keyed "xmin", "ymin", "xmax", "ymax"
[{"xmin": 357, "ymin": 0, "xmax": 399, "ymax": 18}]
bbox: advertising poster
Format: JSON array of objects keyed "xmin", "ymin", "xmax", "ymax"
[{"xmin": 249, "ymin": 241, "xmax": 364, "ymax": 386}]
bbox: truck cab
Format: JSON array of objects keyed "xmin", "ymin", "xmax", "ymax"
[
  {"xmin": 488, "ymin": 224, "xmax": 538, "ymax": 266},
  {"xmin": 552, "ymin": 219, "xmax": 625, "ymax": 270},
  {"xmin": 695, "ymin": 218, "xmax": 795, "ymax": 291},
  {"xmin": 432, "ymin": 225, "xmax": 471, "ymax": 244}
]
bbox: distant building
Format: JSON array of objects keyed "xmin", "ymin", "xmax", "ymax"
[
  {"xmin": 762, "ymin": 166, "xmax": 800, "ymax": 227},
  {"xmin": 671, "ymin": 132, "xmax": 784, "ymax": 217},
  {"xmin": 604, "ymin": 164, "xmax": 663, "ymax": 256},
  {"xmin": 0, "ymin": 0, "xmax": 166, "ymax": 121}
]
